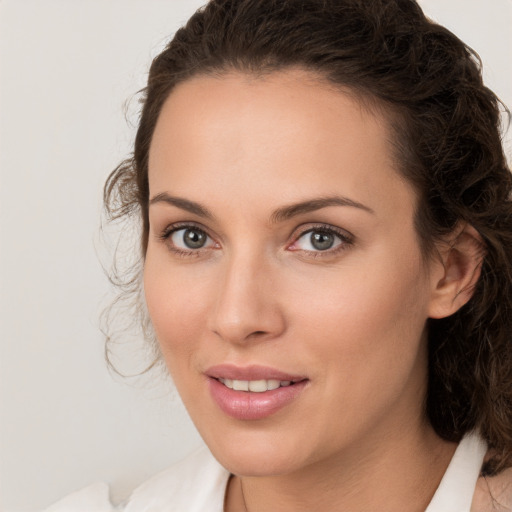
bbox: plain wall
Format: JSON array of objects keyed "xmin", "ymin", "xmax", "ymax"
[{"xmin": 1, "ymin": 1, "xmax": 511, "ymax": 510}]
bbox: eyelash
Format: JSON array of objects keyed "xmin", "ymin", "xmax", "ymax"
[
  {"xmin": 157, "ymin": 222, "xmax": 354, "ymax": 259},
  {"xmin": 158, "ymin": 222, "xmax": 214, "ymax": 258},
  {"xmin": 288, "ymin": 224, "xmax": 354, "ymax": 258}
]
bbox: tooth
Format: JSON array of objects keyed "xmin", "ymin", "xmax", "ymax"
[
  {"xmin": 248, "ymin": 380, "xmax": 268, "ymax": 392},
  {"xmin": 267, "ymin": 379, "xmax": 280, "ymax": 391},
  {"xmin": 218, "ymin": 378, "xmax": 225, "ymax": 384},
  {"xmin": 280, "ymin": 380, "xmax": 291, "ymax": 387},
  {"xmin": 232, "ymin": 380, "xmax": 249, "ymax": 391},
  {"xmin": 224, "ymin": 379, "xmax": 233, "ymax": 389}
]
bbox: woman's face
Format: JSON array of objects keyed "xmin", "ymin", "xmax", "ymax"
[{"xmin": 144, "ymin": 70, "xmax": 442, "ymax": 476}]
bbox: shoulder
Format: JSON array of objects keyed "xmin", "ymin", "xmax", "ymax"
[
  {"xmin": 43, "ymin": 447, "xmax": 230, "ymax": 512},
  {"xmin": 472, "ymin": 466, "xmax": 512, "ymax": 512},
  {"xmin": 123, "ymin": 445, "xmax": 230, "ymax": 512}
]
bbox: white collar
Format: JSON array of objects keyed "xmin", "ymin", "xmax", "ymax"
[
  {"xmin": 425, "ymin": 432, "xmax": 487, "ymax": 512},
  {"xmin": 122, "ymin": 433, "xmax": 487, "ymax": 512}
]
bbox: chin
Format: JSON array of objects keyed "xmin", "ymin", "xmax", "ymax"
[{"xmin": 203, "ymin": 428, "xmax": 311, "ymax": 477}]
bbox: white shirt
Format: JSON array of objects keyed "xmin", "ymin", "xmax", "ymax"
[{"xmin": 44, "ymin": 433, "xmax": 487, "ymax": 512}]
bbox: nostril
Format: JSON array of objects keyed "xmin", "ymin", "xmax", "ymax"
[{"xmin": 248, "ymin": 330, "xmax": 268, "ymax": 338}]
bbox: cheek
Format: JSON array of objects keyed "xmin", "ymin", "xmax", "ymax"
[
  {"xmin": 288, "ymin": 245, "xmax": 430, "ymax": 388},
  {"xmin": 143, "ymin": 252, "xmax": 212, "ymax": 368},
  {"xmin": 283, "ymin": 255, "xmax": 430, "ymax": 445}
]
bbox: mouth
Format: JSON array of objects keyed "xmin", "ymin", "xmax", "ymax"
[
  {"xmin": 205, "ymin": 363, "xmax": 307, "ymax": 383},
  {"xmin": 205, "ymin": 364, "xmax": 309, "ymax": 420},
  {"xmin": 216, "ymin": 377, "xmax": 301, "ymax": 392}
]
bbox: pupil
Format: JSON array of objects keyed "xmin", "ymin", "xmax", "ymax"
[
  {"xmin": 311, "ymin": 231, "xmax": 334, "ymax": 250},
  {"xmin": 184, "ymin": 229, "xmax": 206, "ymax": 249}
]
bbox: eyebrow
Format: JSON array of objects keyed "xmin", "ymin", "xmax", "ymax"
[
  {"xmin": 149, "ymin": 192, "xmax": 214, "ymax": 219},
  {"xmin": 270, "ymin": 196, "xmax": 374, "ymax": 223},
  {"xmin": 149, "ymin": 192, "xmax": 374, "ymax": 222}
]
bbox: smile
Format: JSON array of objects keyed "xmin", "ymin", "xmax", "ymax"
[
  {"xmin": 217, "ymin": 378, "xmax": 294, "ymax": 392},
  {"xmin": 206, "ymin": 365, "xmax": 309, "ymax": 420}
]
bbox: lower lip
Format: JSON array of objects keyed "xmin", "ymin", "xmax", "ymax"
[{"xmin": 207, "ymin": 378, "xmax": 308, "ymax": 420}]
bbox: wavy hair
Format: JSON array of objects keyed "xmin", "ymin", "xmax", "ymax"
[{"xmin": 104, "ymin": 0, "xmax": 512, "ymax": 474}]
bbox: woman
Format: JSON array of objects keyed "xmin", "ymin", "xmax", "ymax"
[{"xmin": 48, "ymin": 0, "xmax": 512, "ymax": 510}]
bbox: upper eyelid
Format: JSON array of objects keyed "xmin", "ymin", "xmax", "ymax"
[
  {"xmin": 287, "ymin": 224, "xmax": 355, "ymax": 257},
  {"xmin": 159, "ymin": 221, "xmax": 212, "ymax": 237},
  {"xmin": 291, "ymin": 223, "xmax": 354, "ymax": 241},
  {"xmin": 160, "ymin": 224, "xmax": 217, "ymax": 254},
  {"xmin": 157, "ymin": 221, "xmax": 354, "ymax": 249}
]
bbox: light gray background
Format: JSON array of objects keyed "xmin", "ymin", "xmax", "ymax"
[{"xmin": 1, "ymin": 1, "xmax": 511, "ymax": 510}]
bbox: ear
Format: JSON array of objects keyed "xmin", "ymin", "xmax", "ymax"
[{"xmin": 428, "ymin": 224, "xmax": 485, "ymax": 319}]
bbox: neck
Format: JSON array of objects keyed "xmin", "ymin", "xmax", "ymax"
[{"xmin": 226, "ymin": 423, "xmax": 456, "ymax": 512}]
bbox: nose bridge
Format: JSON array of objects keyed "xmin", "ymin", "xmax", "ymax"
[{"xmin": 209, "ymin": 247, "xmax": 284, "ymax": 343}]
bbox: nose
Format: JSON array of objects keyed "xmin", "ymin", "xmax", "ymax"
[{"xmin": 208, "ymin": 253, "xmax": 286, "ymax": 345}]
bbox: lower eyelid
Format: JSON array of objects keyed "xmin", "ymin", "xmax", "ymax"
[
  {"xmin": 156, "ymin": 223, "xmax": 352, "ymax": 258},
  {"xmin": 153, "ymin": 223, "xmax": 215, "ymax": 254}
]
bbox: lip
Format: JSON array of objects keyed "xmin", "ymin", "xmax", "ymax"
[
  {"xmin": 205, "ymin": 364, "xmax": 307, "ymax": 382},
  {"xmin": 205, "ymin": 364, "xmax": 309, "ymax": 420}
]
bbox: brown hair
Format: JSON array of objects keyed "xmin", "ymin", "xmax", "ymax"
[{"xmin": 104, "ymin": 0, "xmax": 512, "ymax": 474}]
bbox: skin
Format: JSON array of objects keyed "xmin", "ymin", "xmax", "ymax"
[{"xmin": 144, "ymin": 69, "xmax": 479, "ymax": 511}]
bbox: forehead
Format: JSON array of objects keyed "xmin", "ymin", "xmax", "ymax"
[
  {"xmin": 150, "ymin": 69, "xmax": 392, "ymax": 164},
  {"xmin": 148, "ymin": 69, "xmax": 416, "ymax": 220}
]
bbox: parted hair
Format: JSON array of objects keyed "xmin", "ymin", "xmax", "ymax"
[{"xmin": 104, "ymin": 0, "xmax": 512, "ymax": 474}]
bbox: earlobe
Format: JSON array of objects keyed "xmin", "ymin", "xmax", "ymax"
[{"xmin": 428, "ymin": 224, "xmax": 485, "ymax": 319}]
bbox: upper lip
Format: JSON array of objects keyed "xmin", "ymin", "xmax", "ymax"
[{"xmin": 205, "ymin": 364, "xmax": 307, "ymax": 382}]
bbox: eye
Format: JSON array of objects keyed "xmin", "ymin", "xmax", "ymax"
[
  {"xmin": 296, "ymin": 229, "xmax": 341, "ymax": 251},
  {"xmin": 301, "ymin": 230, "xmax": 339, "ymax": 251},
  {"xmin": 168, "ymin": 227, "xmax": 215, "ymax": 251},
  {"xmin": 289, "ymin": 225, "xmax": 353, "ymax": 254}
]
